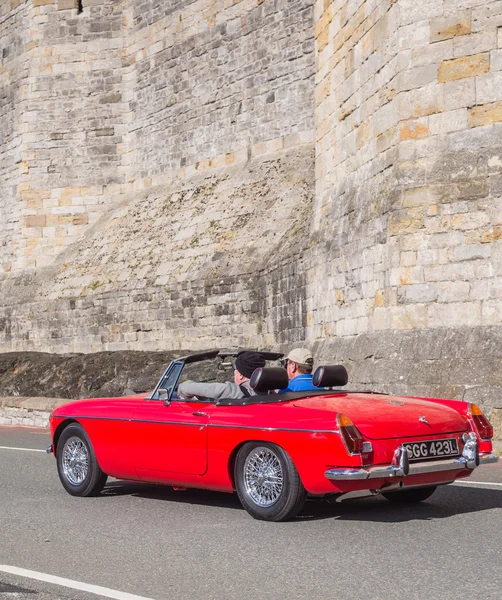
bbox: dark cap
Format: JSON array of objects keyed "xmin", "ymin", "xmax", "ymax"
[{"xmin": 235, "ymin": 351, "xmax": 266, "ymax": 379}]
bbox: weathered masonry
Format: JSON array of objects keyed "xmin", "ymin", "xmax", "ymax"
[{"xmin": 1, "ymin": 0, "xmax": 502, "ymax": 422}]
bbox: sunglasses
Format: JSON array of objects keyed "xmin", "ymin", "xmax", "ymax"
[{"xmin": 280, "ymin": 358, "xmax": 289, "ymax": 368}]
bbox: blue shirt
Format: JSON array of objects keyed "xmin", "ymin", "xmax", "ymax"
[{"xmin": 279, "ymin": 374, "xmax": 321, "ymax": 393}]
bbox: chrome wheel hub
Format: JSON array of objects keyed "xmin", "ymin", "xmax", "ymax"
[
  {"xmin": 244, "ymin": 446, "xmax": 283, "ymax": 507},
  {"xmin": 62, "ymin": 436, "xmax": 89, "ymax": 485}
]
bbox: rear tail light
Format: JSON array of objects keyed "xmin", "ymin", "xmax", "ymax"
[
  {"xmin": 337, "ymin": 413, "xmax": 364, "ymax": 454},
  {"xmin": 468, "ymin": 403, "xmax": 493, "ymax": 440}
]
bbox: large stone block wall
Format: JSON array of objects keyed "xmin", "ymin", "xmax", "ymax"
[
  {"xmin": 0, "ymin": 0, "xmax": 316, "ymax": 352},
  {"xmin": 308, "ymin": 0, "xmax": 502, "ymax": 417},
  {"xmin": 0, "ymin": 0, "xmax": 315, "ymax": 279},
  {"xmin": 0, "ymin": 0, "xmax": 315, "ymax": 272},
  {"xmin": 311, "ymin": 0, "xmax": 502, "ymax": 337},
  {"xmin": 1, "ymin": 0, "xmax": 128, "ymax": 273},
  {"xmin": 1, "ymin": 0, "xmax": 502, "ymax": 422},
  {"xmin": 0, "ymin": 0, "xmax": 30, "ymax": 274},
  {"xmin": 125, "ymin": 0, "xmax": 315, "ymax": 181}
]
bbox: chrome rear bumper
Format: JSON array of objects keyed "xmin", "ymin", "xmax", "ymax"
[{"xmin": 325, "ymin": 440, "xmax": 498, "ymax": 481}]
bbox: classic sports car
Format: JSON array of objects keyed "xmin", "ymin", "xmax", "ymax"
[{"xmin": 47, "ymin": 350, "xmax": 498, "ymax": 521}]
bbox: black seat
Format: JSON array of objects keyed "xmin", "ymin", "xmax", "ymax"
[
  {"xmin": 312, "ymin": 365, "xmax": 348, "ymax": 388},
  {"xmin": 250, "ymin": 367, "xmax": 288, "ymax": 393}
]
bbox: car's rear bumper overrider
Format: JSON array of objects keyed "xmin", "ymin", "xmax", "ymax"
[{"xmin": 325, "ymin": 439, "xmax": 499, "ymax": 481}]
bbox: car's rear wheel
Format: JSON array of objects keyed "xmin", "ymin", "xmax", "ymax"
[
  {"xmin": 234, "ymin": 442, "xmax": 307, "ymax": 521},
  {"xmin": 382, "ymin": 485, "xmax": 437, "ymax": 503},
  {"xmin": 56, "ymin": 423, "xmax": 107, "ymax": 497}
]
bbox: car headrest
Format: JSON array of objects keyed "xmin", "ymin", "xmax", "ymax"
[
  {"xmin": 250, "ymin": 367, "xmax": 289, "ymax": 392},
  {"xmin": 312, "ymin": 365, "xmax": 348, "ymax": 388}
]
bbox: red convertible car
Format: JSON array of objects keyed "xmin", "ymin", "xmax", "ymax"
[{"xmin": 47, "ymin": 350, "xmax": 498, "ymax": 521}]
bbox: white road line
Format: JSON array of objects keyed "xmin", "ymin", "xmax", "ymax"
[
  {"xmin": 0, "ymin": 446, "xmax": 46, "ymax": 453},
  {"xmin": 452, "ymin": 480, "xmax": 502, "ymax": 488},
  {"xmin": 0, "ymin": 566, "xmax": 157, "ymax": 600}
]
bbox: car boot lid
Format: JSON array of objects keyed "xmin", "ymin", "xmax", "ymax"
[{"xmin": 292, "ymin": 394, "xmax": 468, "ymax": 439}]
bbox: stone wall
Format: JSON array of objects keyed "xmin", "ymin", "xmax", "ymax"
[
  {"xmin": 312, "ymin": 0, "xmax": 502, "ymax": 338},
  {"xmin": 0, "ymin": 0, "xmax": 315, "ymax": 277},
  {"xmin": 1, "ymin": 1, "xmax": 502, "ymax": 422},
  {"xmin": 0, "ymin": 0, "xmax": 315, "ymax": 352},
  {"xmin": 0, "ymin": 146, "xmax": 315, "ymax": 352},
  {"xmin": 125, "ymin": 0, "xmax": 314, "ymax": 181},
  {"xmin": 308, "ymin": 0, "xmax": 502, "ymax": 418},
  {"xmin": 0, "ymin": 0, "xmax": 30, "ymax": 274},
  {"xmin": 1, "ymin": 0, "xmax": 128, "ymax": 273}
]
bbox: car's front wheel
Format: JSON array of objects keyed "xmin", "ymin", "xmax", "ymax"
[
  {"xmin": 56, "ymin": 423, "xmax": 107, "ymax": 497},
  {"xmin": 234, "ymin": 442, "xmax": 307, "ymax": 521},
  {"xmin": 382, "ymin": 485, "xmax": 437, "ymax": 503}
]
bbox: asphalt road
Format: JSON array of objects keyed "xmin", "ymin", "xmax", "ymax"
[{"xmin": 1, "ymin": 426, "xmax": 501, "ymax": 600}]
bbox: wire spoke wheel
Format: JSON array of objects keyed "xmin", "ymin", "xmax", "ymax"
[
  {"xmin": 235, "ymin": 442, "xmax": 307, "ymax": 521},
  {"xmin": 56, "ymin": 423, "xmax": 107, "ymax": 497},
  {"xmin": 62, "ymin": 436, "xmax": 90, "ymax": 485},
  {"xmin": 243, "ymin": 446, "xmax": 284, "ymax": 507}
]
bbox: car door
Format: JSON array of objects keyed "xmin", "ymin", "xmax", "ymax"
[{"xmin": 132, "ymin": 397, "xmax": 209, "ymax": 479}]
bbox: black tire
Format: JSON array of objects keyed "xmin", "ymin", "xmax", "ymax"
[
  {"xmin": 382, "ymin": 485, "xmax": 437, "ymax": 503},
  {"xmin": 234, "ymin": 442, "xmax": 307, "ymax": 521},
  {"xmin": 56, "ymin": 423, "xmax": 107, "ymax": 497}
]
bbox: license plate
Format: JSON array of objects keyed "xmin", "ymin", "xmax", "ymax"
[{"xmin": 403, "ymin": 438, "xmax": 459, "ymax": 461}]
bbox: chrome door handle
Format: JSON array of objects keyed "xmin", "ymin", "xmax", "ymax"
[{"xmin": 192, "ymin": 411, "xmax": 207, "ymax": 417}]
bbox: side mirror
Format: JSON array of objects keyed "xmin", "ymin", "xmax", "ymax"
[{"xmin": 158, "ymin": 388, "xmax": 170, "ymax": 406}]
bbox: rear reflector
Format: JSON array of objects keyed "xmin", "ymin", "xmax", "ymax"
[
  {"xmin": 337, "ymin": 413, "xmax": 364, "ymax": 454},
  {"xmin": 468, "ymin": 404, "xmax": 494, "ymax": 440}
]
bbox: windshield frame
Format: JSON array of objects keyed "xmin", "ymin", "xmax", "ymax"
[
  {"xmin": 148, "ymin": 360, "xmax": 184, "ymax": 401},
  {"xmin": 146, "ymin": 349, "xmax": 285, "ymax": 402}
]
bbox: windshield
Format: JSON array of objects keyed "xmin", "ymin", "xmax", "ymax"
[
  {"xmin": 154, "ymin": 356, "xmax": 232, "ymax": 401},
  {"xmin": 178, "ymin": 358, "xmax": 232, "ymax": 386},
  {"xmin": 152, "ymin": 352, "xmax": 284, "ymax": 401}
]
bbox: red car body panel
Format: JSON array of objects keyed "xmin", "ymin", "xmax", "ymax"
[
  {"xmin": 132, "ymin": 399, "xmax": 209, "ymax": 477},
  {"xmin": 59, "ymin": 398, "xmax": 135, "ymax": 479},
  {"xmin": 291, "ymin": 394, "xmax": 467, "ymax": 439},
  {"xmin": 49, "ymin": 390, "xmax": 495, "ymax": 496}
]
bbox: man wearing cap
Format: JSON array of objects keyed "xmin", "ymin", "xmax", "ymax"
[
  {"xmin": 178, "ymin": 351, "xmax": 266, "ymax": 401},
  {"xmin": 279, "ymin": 348, "xmax": 321, "ymax": 393}
]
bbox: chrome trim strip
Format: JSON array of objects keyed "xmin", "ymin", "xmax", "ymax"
[
  {"xmin": 479, "ymin": 453, "xmax": 499, "ymax": 465},
  {"xmin": 325, "ymin": 461, "xmax": 463, "ymax": 481},
  {"xmin": 325, "ymin": 453, "xmax": 499, "ymax": 481},
  {"xmin": 56, "ymin": 415, "xmax": 203, "ymax": 427},
  {"xmin": 209, "ymin": 424, "xmax": 339, "ymax": 434},
  {"xmin": 325, "ymin": 468, "xmax": 377, "ymax": 481},
  {"xmin": 134, "ymin": 419, "xmax": 204, "ymax": 427},
  {"xmin": 56, "ymin": 415, "xmax": 130, "ymax": 422},
  {"xmin": 54, "ymin": 415, "xmax": 339, "ymax": 434}
]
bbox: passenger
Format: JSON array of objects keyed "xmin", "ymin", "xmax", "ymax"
[
  {"xmin": 178, "ymin": 351, "xmax": 266, "ymax": 401},
  {"xmin": 278, "ymin": 348, "xmax": 321, "ymax": 393}
]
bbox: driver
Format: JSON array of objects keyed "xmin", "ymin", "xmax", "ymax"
[{"xmin": 178, "ymin": 351, "xmax": 266, "ymax": 401}]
